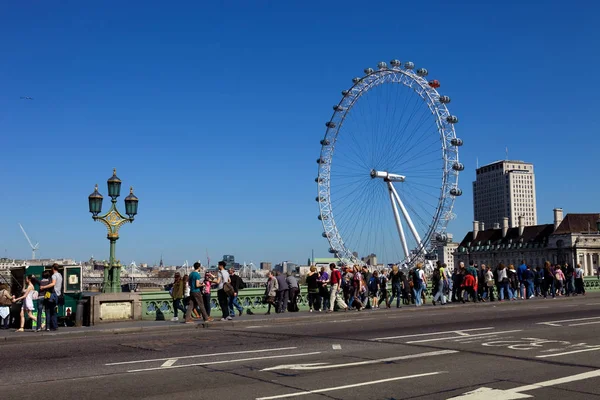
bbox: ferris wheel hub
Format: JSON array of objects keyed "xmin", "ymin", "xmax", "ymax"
[{"xmin": 370, "ymin": 169, "xmax": 406, "ymax": 182}]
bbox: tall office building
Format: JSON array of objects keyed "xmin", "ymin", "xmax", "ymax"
[{"xmin": 473, "ymin": 160, "xmax": 537, "ymax": 228}]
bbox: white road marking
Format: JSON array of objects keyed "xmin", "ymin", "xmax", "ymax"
[
  {"xmin": 128, "ymin": 352, "xmax": 322, "ymax": 373},
  {"xmin": 538, "ymin": 316, "xmax": 600, "ymax": 327},
  {"xmin": 536, "ymin": 347, "xmax": 600, "ymax": 358},
  {"xmin": 255, "ymin": 371, "xmax": 446, "ymax": 399},
  {"xmin": 569, "ymin": 320, "xmax": 600, "ymax": 327},
  {"xmin": 448, "ymin": 368, "xmax": 600, "ymax": 399},
  {"xmin": 106, "ymin": 347, "xmax": 298, "ymax": 366},
  {"xmin": 260, "ymin": 350, "xmax": 457, "ymax": 371},
  {"xmin": 332, "ymin": 344, "xmax": 342, "ymax": 350},
  {"xmin": 245, "ymin": 326, "xmax": 266, "ymax": 329},
  {"xmin": 370, "ymin": 327, "xmax": 494, "ymax": 341},
  {"xmin": 161, "ymin": 359, "xmax": 177, "ymax": 367},
  {"xmin": 406, "ymin": 330, "xmax": 522, "ymax": 344}
]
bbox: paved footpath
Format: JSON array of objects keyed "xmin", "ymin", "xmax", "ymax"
[{"xmin": 3, "ymin": 294, "xmax": 600, "ymax": 399}]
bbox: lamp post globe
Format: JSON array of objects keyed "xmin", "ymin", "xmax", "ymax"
[
  {"xmin": 88, "ymin": 184, "xmax": 103, "ymax": 217},
  {"xmin": 124, "ymin": 187, "xmax": 139, "ymax": 219},
  {"xmin": 107, "ymin": 168, "xmax": 122, "ymax": 199}
]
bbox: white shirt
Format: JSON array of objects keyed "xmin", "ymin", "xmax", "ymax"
[{"xmin": 218, "ymin": 269, "xmax": 230, "ymax": 290}]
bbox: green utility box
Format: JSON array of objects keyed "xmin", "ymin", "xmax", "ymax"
[{"xmin": 10, "ymin": 265, "xmax": 82, "ymax": 328}]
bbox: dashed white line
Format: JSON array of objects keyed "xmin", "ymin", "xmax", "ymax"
[
  {"xmin": 406, "ymin": 330, "xmax": 522, "ymax": 344},
  {"xmin": 371, "ymin": 327, "xmax": 494, "ymax": 341},
  {"xmin": 161, "ymin": 359, "xmax": 177, "ymax": 367}
]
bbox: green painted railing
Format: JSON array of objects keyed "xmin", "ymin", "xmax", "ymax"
[{"xmin": 140, "ymin": 287, "xmax": 311, "ymax": 320}]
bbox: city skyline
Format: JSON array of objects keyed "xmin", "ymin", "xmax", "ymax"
[{"xmin": 1, "ymin": 2, "xmax": 599, "ymax": 265}]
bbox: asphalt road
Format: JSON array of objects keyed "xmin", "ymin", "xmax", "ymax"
[{"xmin": 3, "ymin": 294, "xmax": 600, "ymax": 399}]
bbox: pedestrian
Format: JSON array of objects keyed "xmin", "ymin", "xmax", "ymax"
[
  {"xmin": 565, "ymin": 263, "xmax": 575, "ymax": 296},
  {"xmin": 484, "ymin": 266, "xmax": 495, "ymax": 301},
  {"xmin": 286, "ymin": 273, "xmax": 300, "ymax": 312},
  {"xmin": 534, "ymin": 266, "xmax": 543, "ymax": 297},
  {"xmin": 228, "ymin": 268, "xmax": 245, "ymax": 318},
  {"xmin": 517, "ymin": 260, "xmax": 527, "ymax": 299},
  {"xmin": 574, "ymin": 263, "xmax": 585, "ymax": 295},
  {"xmin": 542, "ymin": 261, "xmax": 554, "ymax": 299},
  {"xmin": 203, "ymin": 272, "xmax": 213, "ymax": 316},
  {"xmin": 13, "ymin": 275, "xmax": 36, "ymax": 332},
  {"xmin": 184, "ymin": 262, "xmax": 213, "ymax": 324},
  {"xmin": 275, "ymin": 271, "xmax": 289, "ymax": 313},
  {"xmin": 213, "ymin": 261, "xmax": 233, "ymax": 321},
  {"xmin": 368, "ymin": 270, "xmax": 380, "ymax": 309},
  {"xmin": 554, "ymin": 266, "xmax": 565, "ymax": 296},
  {"xmin": 264, "ymin": 271, "xmax": 278, "ymax": 315},
  {"xmin": 377, "ymin": 270, "xmax": 389, "ymax": 308},
  {"xmin": 387, "ymin": 266, "xmax": 401, "ymax": 308},
  {"xmin": 431, "ymin": 265, "xmax": 445, "ymax": 306},
  {"xmin": 328, "ymin": 263, "xmax": 348, "ymax": 312},
  {"xmin": 497, "ymin": 264, "xmax": 509, "ymax": 301},
  {"xmin": 318, "ymin": 266, "xmax": 330, "ymax": 311},
  {"xmin": 525, "ymin": 265, "xmax": 535, "ymax": 299},
  {"xmin": 0, "ymin": 283, "xmax": 12, "ymax": 330},
  {"xmin": 39, "ymin": 264, "xmax": 63, "ymax": 331},
  {"xmin": 36, "ymin": 271, "xmax": 52, "ymax": 331},
  {"xmin": 412, "ymin": 263, "xmax": 426, "ymax": 306},
  {"xmin": 170, "ymin": 272, "xmax": 185, "ymax": 322},
  {"xmin": 306, "ymin": 266, "xmax": 321, "ymax": 312}
]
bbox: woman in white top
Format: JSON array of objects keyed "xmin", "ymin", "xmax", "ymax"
[{"xmin": 13, "ymin": 275, "xmax": 36, "ymax": 332}]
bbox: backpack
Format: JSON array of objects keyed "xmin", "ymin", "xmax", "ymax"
[
  {"xmin": 432, "ymin": 269, "xmax": 441, "ymax": 282},
  {"xmin": 368, "ymin": 277, "xmax": 379, "ymax": 292},
  {"xmin": 379, "ymin": 275, "xmax": 387, "ymax": 288}
]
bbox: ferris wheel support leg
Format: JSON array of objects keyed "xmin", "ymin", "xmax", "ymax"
[
  {"xmin": 389, "ymin": 183, "xmax": 422, "ymax": 245},
  {"xmin": 387, "ymin": 182, "xmax": 409, "ymax": 260}
]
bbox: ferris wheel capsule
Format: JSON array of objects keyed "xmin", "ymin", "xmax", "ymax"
[
  {"xmin": 352, "ymin": 77, "xmax": 361, "ymax": 84},
  {"xmin": 428, "ymin": 80, "xmax": 440, "ymax": 88},
  {"xmin": 451, "ymin": 138, "xmax": 463, "ymax": 146},
  {"xmin": 377, "ymin": 61, "xmax": 387, "ymax": 70},
  {"xmin": 342, "ymin": 90, "xmax": 349, "ymax": 96},
  {"xmin": 416, "ymin": 68, "xmax": 428, "ymax": 77},
  {"xmin": 317, "ymin": 157, "xmax": 326, "ymax": 164},
  {"xmin": 404, "ymin": 61, "xmax": 415, "ymax": 69},
  {"xmin": 320, "ymin": 139, "xmax": 330, "ymax": 146},
  {"xmin": 390, "ymin": 59, "xmax": 401, "ymax": 67},
  {"xmin": 452, "ymin": 162, "xmax": 465, "ymax": 171},
  {"xmin": 438, "ymin": 96, "xmax": 451, "ymax": 104},
  {"xmin": 326, "ymin": 121, "xmax": 336, "ymax": 128},
  {"xmin": 333, "ymin": 105, "xmax": 345, "ymax": 111},
  {"xmin": 450, "ymin": 188, "xmax": 463, "ymax": 196},
  {"xmin": 364, "ymin": 67, "xmax": 374, "ymax": 75},
  {"xmin": 446, "ymin": 115, "xmax": 458, "ymax": 124},
  {"xmin": 316, "ymin": 196, "xmax": 325, "ymax": 202},
  {"xmin": 315, "ymin": 177, "xmax": 323, "ymax": 183}
]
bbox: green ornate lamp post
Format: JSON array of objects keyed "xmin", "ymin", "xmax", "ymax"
[{"xmin": 88, "ymin": 169, "xmax": 139, "ymax": 293}]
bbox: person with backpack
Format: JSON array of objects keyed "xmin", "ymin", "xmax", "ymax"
[
  {"xmin": 388, "ymin": 265, "xmax": 402, "ymax": 308},
  {"xmin": 368, "ymin": 271, "xmax": 380, "ymax": 309},
  {"xmin": 412, "ymin": 263, "xmax": 426, "ymax": 307}
]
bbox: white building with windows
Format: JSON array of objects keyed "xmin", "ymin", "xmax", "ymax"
[
  {"xmin": 473, "ymin": 160, "xmax": 537, "ymax": 229},
  {"xmin": 435, "ymin": 234, "xmax": 458, "ymax": 272}
]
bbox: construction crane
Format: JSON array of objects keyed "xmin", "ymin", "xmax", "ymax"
[{"xmin": 19, "ymin": 223, "xmax": 39, "ymax": 260}]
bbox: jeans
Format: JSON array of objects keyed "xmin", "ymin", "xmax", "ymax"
[
  {"xmin": 217, "ymin": 289, "xmax": 230, "ymax": 319},
  {"xmin": 46, "ymin": 294, "xmax": 58, "ymax": 330},
  {"xmin": 526, "ymin": 280, "xmax": 534, "ymax": 298},
  {"xmin": 228, "ymin": 295, "xmax": 243, "ymax": 317},
  {"xmin": 276, "ymin": 289, "xmax": 288, "ymax": 313},
  {"xmin": 203, "ymin": 292, "xmax": 212, "ymax": 316},
  {"xmin": 329, "ymin": 283, "xmax": 347, "ymax": 311},
  {"xmin": 173, "ymin": 298, "xmax": 186, "ymax": 318},
  {"xmin": 185, "ymin": 291, "xmax": 210, "ymax": 321},
  {"xmin": 389, "ymin": 283, "xmax": 402, "ymax": 307},
  {"xmin": 308, "ymin": 292, "xmax": 320, "ymax": 310},
  {"xmin": 432, "ymin": 281, "xmax": 445, "ymax": 304},
  {"xmin": 36, "ymin": 299, "xmax": 47, "ymax": 330},
  {"xmin": 413, "ymin": 283, "xmax": 424, "ymax": 306},
  {"xmin": 499, "ymin": 282, "xmax": 509, "ymax": 301}
]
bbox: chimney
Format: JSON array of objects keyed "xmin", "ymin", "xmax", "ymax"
[
  {"xmin": 502, "ymin": 217, "xmax": 509, "ymax": 238},
  {"xmin": 479, "ymin": 222, "xmax": 485, "ymax": 231},
  {"xmin": 553, "ymin": 208, "xmax": 563, "ymax": 231},
  {"xmin": 518, "ymin": 215, "xmax": 525, "ymax": 236},
  {"xmin": 473, "ymin": 221, "xmax": 479, "ymax": 240},
  {"xmin": 493, "ymin": 222, "xmax": 500, "ymax": 230}
]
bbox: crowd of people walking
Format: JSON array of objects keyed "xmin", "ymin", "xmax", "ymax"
[{"xmin": 174, "ymin": 259, "xmax": 590, "ymax": 321}]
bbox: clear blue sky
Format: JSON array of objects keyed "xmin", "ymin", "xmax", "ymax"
[{"xmin": 1, "ymin": 1, "xmax": 598, "ymax": 266}]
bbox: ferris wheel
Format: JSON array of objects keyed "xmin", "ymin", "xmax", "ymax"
[{"xmin": 316, "ymin": 59, "xmax": 464, "ymax": 267}]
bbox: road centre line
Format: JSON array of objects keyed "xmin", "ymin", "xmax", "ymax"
[
  {"xmin": 406, "ymin": 330, "xmax": 522, "ymax": 344},
  {"xmin": 128, "ymin": 352, "xmax": 322, "ymax": 373},
  {"xmin": 538, "ymin": 316, "xmax": 600, "ymax": 327},
  {"xmin": 536, "ymin": 347, "xmax": 600, "ymax": 358},
  {"xmin": 371, "ymin": 327, "xmax": 494, "ymax": 341},
  {"xmin": 106, "ymin": 347, "xmax": 298, "ymax": 366},
  {"xmin": 260, "ymin": 350, "xmax": 458, "ymax": 371},
  {"xmin": 255, "ymin": 371, "xmax": 446, "ymax": 399}
]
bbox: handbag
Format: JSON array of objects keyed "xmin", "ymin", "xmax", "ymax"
[
  {"xmin": 223, "ymin": 282, "xmax": 235, "ymax": 297},
  {"xmin": 44, "ymin": 291, "xmax": 52, "ymax": 299}
]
